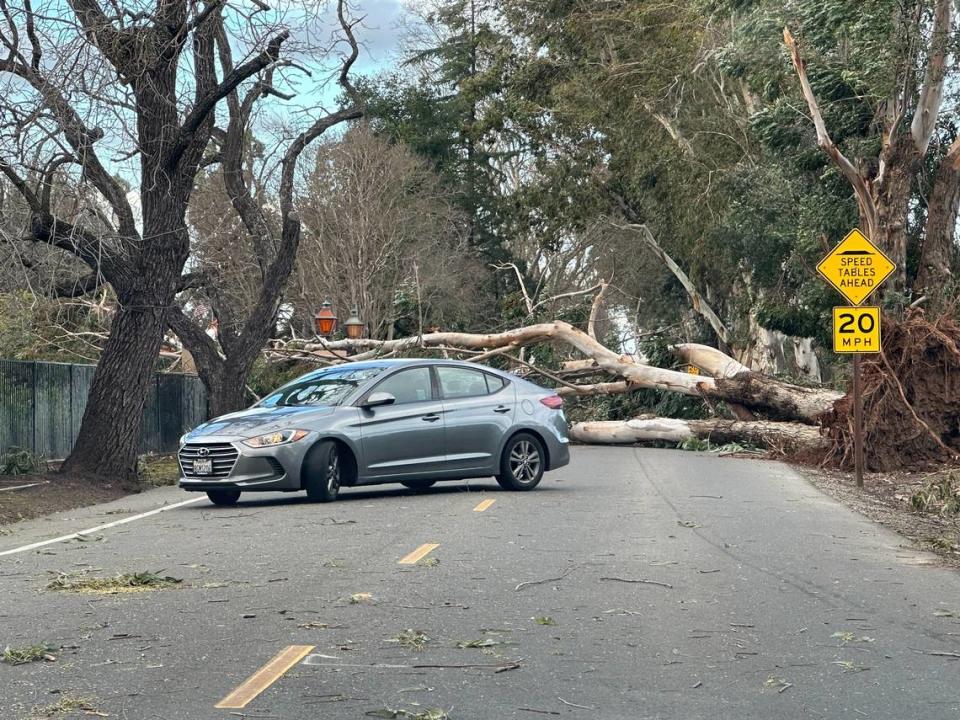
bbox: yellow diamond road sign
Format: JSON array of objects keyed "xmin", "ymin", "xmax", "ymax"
[{"xmin": 817, "ymin": 229, "xmax": 896, "ymax": 306}]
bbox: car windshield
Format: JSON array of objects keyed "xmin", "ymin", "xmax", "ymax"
[{"xmin": 257, "ymin": 366, "xmax": 384, "ymax": 408}]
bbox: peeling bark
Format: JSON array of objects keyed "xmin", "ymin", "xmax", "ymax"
[{"xmin": 569, "ymin": 417, "xmax": 826, "ymax": 452}]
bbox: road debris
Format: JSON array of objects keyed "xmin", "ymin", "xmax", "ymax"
[
  {"xmin": 599, "ymin": 577, "xmax": 673, "ymax": 589},
  {"xmin": 558, "ymin": 697, "xmax": 595, "ymax": 710},
  {"xmin": 388, "ymin": 630, "xmax": 430, "ymax": 651},
  {"xmin": 47, "ymin": 571, "xmax": 182, "ymax": 594},
  {"xmin": 2, "ymin": 642, "xmax": 58, "ymax": 665},
  {"xmin": 515, "ymin": 566, "xmax": 577, "ymax": 591}
]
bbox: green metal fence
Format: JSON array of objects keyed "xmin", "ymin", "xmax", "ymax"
[{"xmin": 0, "ymin": 359, "xmax": 208, "ymax": 459}]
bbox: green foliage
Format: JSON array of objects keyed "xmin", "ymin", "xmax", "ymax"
[
  {"xmin": 0, "ymin": 291, "xmax": 111, "ymax": 363},
  {"xmin": 2, "ymin": 642, "xmax": 57, "ymax": 665},
  {"xmin": 0, "ymin": 447, "xmax": 46, "ymax": 475},
  {"xmin": 911, "ymin": 474, "xmax": 960, "ymax": 516}
]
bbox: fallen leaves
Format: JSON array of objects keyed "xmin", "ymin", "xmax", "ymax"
[{"xmin": 2, "ymin": 642, "xmax": 57, "ymax": 665}]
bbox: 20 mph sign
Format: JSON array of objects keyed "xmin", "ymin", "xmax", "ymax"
[{"xmin": 832, "ymin": 306, "xmax": 880, "ymax": 353}]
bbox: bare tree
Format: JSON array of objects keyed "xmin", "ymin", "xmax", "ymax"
[
  {"xmin": 165, "ymin": 1, "xmax": 365, "ymax": 418},
  {"xmin": 0, "ymin": 0, "xmax": 362, "ymax": 482},
  {"xmin": 292, "ymin": 125, "xmax": 482, "ymax": 341}
]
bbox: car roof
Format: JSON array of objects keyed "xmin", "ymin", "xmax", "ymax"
[{"xmin": 321, "ymin": 358, "xmax": 502, "ymax": 371}]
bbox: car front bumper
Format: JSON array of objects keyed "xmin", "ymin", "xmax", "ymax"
[{"xmin": 177, "ymin": 437, "xmax": 307, "ymax": 492}]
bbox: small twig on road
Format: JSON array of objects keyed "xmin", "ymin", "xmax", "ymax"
[
  {"xmin": 413, "ymin": 661, "xmax": 521, "ymax": 671},
  {"xmin": 927, "ymin": 651, "xmax": 960, "ymax": 658},
  {"xmin": 778, "ymin": 682, "xmax": 794, "ymax": 694},
  {"xmin": 600, "ymin": 576, "xmax": 673, "ymax": 589},
  {"xmin": 519, "ymin": 710, "xmax": 560, "ymax": 716},
  {"xmin": 515, "ymin": 566, "xmax": 578, "ymax": 591},
  {"xmin": 558, "ymin": 697, "xmax": 595, "ymax": 710}
]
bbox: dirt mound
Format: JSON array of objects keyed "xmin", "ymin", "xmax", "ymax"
[{"xmin": 822, "ymin": 309, "xmax": 960, "ymax": 472}]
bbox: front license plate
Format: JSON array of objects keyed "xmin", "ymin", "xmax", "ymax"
[{"xmin": 193, "ymin": 458, "xmax": 213, "ymax": 475}]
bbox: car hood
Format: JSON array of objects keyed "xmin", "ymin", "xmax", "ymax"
[{"xmin": 185, "ymin": 405, "xmax": 336, "ymax": 440}]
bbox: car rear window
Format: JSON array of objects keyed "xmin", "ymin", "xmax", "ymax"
[{"xmin": 438, "ymin": 366, "xmax": 506, "ymax": 398}]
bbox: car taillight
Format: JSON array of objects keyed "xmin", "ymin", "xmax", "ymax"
[{"xmin": 540, "ymin": 395, "xmax": 563, "ymax": 409}]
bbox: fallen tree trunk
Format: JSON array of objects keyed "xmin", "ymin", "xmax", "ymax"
[
  {"xmin": 569, "ymin": 417, "xmax": 827, "ymax": 453},
  {"xmin": 268, "ymin": 321, "xmax": 841, "ymax": 423}
]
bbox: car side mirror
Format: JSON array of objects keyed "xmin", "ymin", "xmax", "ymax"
[{"xmin": 362, "ymin": 391, "xmax": 396, "ymax": 409}]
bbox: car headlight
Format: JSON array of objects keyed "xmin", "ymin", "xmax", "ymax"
[{"xmin": 242, "ymin": 429, "xmax": 309, "ymax": 448}]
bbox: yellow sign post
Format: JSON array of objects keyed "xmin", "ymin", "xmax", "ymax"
[
  {"xmin": 832, "ymin": 307, "xmax": 881, "ymax": 353},
  {"xmin": 817, "ymin": 229, "xmax": 896, "ymax": 306},
  {"xmin": 818, "ymin": 229, "xmax": 896, "ymax": 489}
]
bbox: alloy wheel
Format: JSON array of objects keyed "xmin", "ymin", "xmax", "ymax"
[{"xmin": 509, "ymin": 440, "xmax": 541, "ymax": 483}]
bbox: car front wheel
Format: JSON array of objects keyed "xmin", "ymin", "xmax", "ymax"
[
  {"xmin": 207, "ymin": 489, "xmax": 241, "ymax": 506},
  {"xmin": 496, "ymin": 433, "xmax": 545, "ymax": 491},
  {"xmin": 304, "ymin": 440, "xmax": 342, "ymax": 502}
]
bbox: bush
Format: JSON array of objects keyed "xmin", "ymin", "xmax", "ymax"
[{"xmin": 0, "ymin": 447, "xmax": 46, "ymax": 475}]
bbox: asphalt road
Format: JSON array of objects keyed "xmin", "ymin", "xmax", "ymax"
[{"xmin": 2, "ymin": 447, "xmax": 960, "ymax": 719}]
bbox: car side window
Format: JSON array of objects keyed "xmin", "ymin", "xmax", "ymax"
[
  {"xmin": 372, "ymin": 367, "xmax": 433, "ymax": 404},
  {"xmin": 437, "ymin": 366, "xmax": 490, "ymax": 399},
  {"xmin": 484, "ymin": 374, "xmax": 506, "ymax": 394}
]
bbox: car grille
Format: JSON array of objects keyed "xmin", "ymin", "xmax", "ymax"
[{"xmin": 179, "ymin": 443, "xmax": 239, "ymax": 479}]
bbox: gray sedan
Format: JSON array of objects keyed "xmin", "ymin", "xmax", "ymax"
[{"xmin": 178, "ymin": 359, "xmax": 570, "ymax": 505}]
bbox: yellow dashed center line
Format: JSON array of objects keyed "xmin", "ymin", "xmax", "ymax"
[
  {"xmin": 399, "ymin": 542, "xmax": 440, "ymax": 565},
  {"xmin": 215, "ymin": 644, "xmax": 314, "ymax": 709},
  {"xmin": 473, "ymin": 499, "xmax": 496, "ymax": 512}
]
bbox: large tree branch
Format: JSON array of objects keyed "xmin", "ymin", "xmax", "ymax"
[
  {"xmin": 569, "ymin": 417, "xmax": 826, "ymax": 452},
  {"xmin": 911, "ymin": 0, "xmax": 952, "ymax": 155},
  {"xmin": 168, "ymin": 306, "xmax": 226, "ymax": 382},
  {"xmin": 783, "ymin": 28, "xmax": 878, "ymax": 235},
  {"xmin": 269, "ymin": 321, "xmax": 842, "ymax": 423},
  {"xmin": 0, "ymin": 57, "xmax": 137, "ymax": 237},
  {"xmin": 169, "ymin": 30, "xmax": 290, "ymax": 168}
]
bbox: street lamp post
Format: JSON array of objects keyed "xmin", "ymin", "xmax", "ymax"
[
  {"xmin": 314, "ymin": 300, "xmax": 338, "ymax": 339},
  {"xmin": 343, "ymin": 307, "xmax": 365, "ymax": 340}
]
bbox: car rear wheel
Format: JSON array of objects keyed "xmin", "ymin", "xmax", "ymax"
[
  {"xmin": 207, "ymin": 489, "xmax": 241, "ymax": 506},
  {"xmin": 401, "ymin": 479, "xmax": 437, "ymax": 491},
  {"xmin": 496, "ymin": 433, "xmax": 545, "ymax": 491},
  {"xmin": 304, "ymin": 440, "xmax": 342, "ymax": 502}
]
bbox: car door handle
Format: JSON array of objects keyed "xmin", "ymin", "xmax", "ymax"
[
  {"xmin": 421, "ymin": 414, "xmax": 441, "ymax": 422},
  {"xmin": 493, "ymin": 406, "xmax": 511, "ymax": 414}
]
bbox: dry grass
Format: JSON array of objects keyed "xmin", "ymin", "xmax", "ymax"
[
  {"xmin": 25, "ymin": 695, "xmax": 101, "ymax": 719},
  {"xmin": 3, "ymin": 642, "xmax": 56, "ymax": 665},
  {"xmin": 47, "ymin": 571, "xmax": 182, "ymax": 594}
]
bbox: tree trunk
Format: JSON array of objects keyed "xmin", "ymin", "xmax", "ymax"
[
  {"xmin": 205, "ymin": 363, "xmax": 250, "ymax": 418},
  {"xmin": 59, "ymin": 291, "xmax": 172, "ymax": 485},
  {"xmin": 917, "ymin": 157, "xmax": 960, "ymax": 295},
  {"xmin": 569, "ymin": 417, "xmax": 826, "ymax": 452},
  {"xmin": 873, "ymin": 140, "xmax": 918, "ymax": 292}
]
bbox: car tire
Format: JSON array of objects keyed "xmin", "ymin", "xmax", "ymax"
[
  {"xmin": 207, "ymin": 489, "xmax": 241, "ymax": 506},
  {"xmin": 496, "ymin": 433, "xmax": 545, "ymax": 491},
  {"xmin": 304, "ymin": 440, "xmax": 342, "ymax": 502},
  {"xmin": 401, "ymin": 479, "xmax": 437, "ymax": 491}
]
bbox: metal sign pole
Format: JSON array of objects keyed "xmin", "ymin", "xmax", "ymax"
[{"xmin": 853, "ymin": 353, "xmax": 864, "ymax": 487}]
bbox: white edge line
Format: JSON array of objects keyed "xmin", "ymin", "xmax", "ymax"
[
  {"xmin": 0, "ymin": 482, "xmax": 45, "ymax": 493},
  {"xmin": 0, "ymin": 496, "xmax": 205, "ymax": 557}
]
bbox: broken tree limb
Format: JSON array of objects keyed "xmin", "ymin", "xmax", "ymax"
[
  {"xmin": 569, "ymin": 417, "xmax": 827, "ymax": 452},
  {"xmin": 673, "ymin": 343, "xmax": 749, "ymax": 377},
  {"xmin": 614, "ymin": 222, "xmax": 733, "ymax": 350},
  {"xmin": 268, "ymin": 321, "xmax": 841, "ymax": 423}
]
